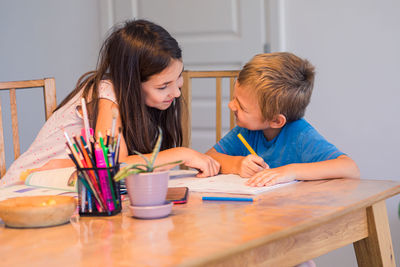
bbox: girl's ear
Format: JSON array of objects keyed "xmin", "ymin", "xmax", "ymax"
[{"xmin": 269, "ymin": 114, "xmax": 286, "ymax": 129}]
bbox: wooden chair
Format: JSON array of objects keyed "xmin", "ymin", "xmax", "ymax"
[
  {"xmin": 181, "ymin": 70, "xmax": 239, "ymax": 149},
  {"xmin": 0, "ymin": 78, "xmax": 57, "ymax": 177}
]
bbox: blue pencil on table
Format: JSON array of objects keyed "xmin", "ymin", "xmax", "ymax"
[{"xmin": 202, "ymin": 196, "xmax": 254, "ymax": 202}]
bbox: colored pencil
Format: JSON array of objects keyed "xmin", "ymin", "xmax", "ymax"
[
  {"xmin": 237, "ymin": 133, "xmax": 257, "ymax": 156},
  {"xmin": 202, "ymin": 196, "xmax": 254, "ymax": 202}
]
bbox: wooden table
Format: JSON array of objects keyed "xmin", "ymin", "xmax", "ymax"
[{"xmin": 1, "ymin": 178, "xmax": 399, "ymax": 267}]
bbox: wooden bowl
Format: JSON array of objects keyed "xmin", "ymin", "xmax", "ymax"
[{"xmin": 0, "ymin": 195, "xmax": 77, "ymax": 228}]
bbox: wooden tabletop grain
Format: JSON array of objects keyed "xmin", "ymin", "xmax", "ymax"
[{"xmin": 1, "ymin": 178, "xmax": 399, "ymax": 267}]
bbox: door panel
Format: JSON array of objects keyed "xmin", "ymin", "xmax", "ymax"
[{"xmin": 100, "ymin": 0, "xmax": 266, "ymax": 152}]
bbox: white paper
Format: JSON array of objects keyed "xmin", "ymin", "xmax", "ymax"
[
  {"xmin": 25, "ymin": 167, "xmax": 77, "ymax": 192},
  {"xmin": 168, "ymin": 170, "xmax": 296, "ymax": 195}
]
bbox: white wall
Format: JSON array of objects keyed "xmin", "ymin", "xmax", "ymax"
[
  {"xmin": 274, "ymin": 0, "xmax": 400, "ymax": 266},
  {"xmin": 0, "ymin": 0, "xmax": 101, "ymax": 167}
]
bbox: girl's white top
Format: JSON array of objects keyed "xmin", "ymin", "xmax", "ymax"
[{"xmin": 0, "ymin": 80, "xmax": 117, "ymax": 187}]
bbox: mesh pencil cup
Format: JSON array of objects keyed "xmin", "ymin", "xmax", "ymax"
[{"xmin": 77, "ymin": 164, "xmax": 122, "ymax": 216}]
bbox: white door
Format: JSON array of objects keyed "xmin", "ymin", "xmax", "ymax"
[{"xmin": 100, "ymin": 0, "xmax": 268, "ymax": 152}]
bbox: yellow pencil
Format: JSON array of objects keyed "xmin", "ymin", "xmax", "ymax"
[{"xmin": 237, "ymin": 133, "xmax": 257, "ymax": 156}]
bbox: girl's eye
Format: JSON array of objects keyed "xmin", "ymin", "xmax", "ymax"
[{"xmin": 157, "ymin": 85, "xmax": 167, "ymax": 90}]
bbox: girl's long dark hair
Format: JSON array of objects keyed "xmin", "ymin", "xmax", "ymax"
[{"xmin": 56, "ymin": 19, "xmax": 183, "ymax": 154}]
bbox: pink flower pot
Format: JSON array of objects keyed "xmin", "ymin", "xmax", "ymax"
[{"xmin": 125, "ymin": 171, "xmax": 169, "ymax": 207}]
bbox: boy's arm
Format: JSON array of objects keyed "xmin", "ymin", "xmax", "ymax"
[
  {"xmin": 246, "ymin": 155, "xmax": 360, "ymax": 187},
  {"xmin": 206, "ymin": 147, "xmax": 267, "ymax": 177},
  {"xmin": 293, "ymin": 155, "xmax": 360, "ymax": 180}
]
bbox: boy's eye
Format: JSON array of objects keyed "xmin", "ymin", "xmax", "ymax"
[
  {"xmin": 235, "ymin": 98, "xmax": 247, "ymax": 112},
  {"xmin": 239, "ymin": 106, "xmax": 247, "ymax": 112},
  {"xmin": 238, "ymin": 104, "xmax": 249, "ymax": 113}
]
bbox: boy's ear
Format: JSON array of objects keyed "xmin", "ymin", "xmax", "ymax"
[{"xmin": 269, "ymin": 114, "xmax": 286, "ymax": 128}]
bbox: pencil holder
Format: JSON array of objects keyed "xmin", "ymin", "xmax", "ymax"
[{"xmin": 77, "ymin": 164, "xmax": 122, "ymax": 216}]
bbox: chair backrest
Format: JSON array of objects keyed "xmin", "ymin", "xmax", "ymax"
[
  {"xmin": 0, "ymin": 78, "xmax": 57, "ymax": 177},
  {"xmin": 181, "ymin": 70, "xmax": 239, "ymax": 148}
]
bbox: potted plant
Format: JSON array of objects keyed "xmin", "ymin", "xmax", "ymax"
[{"xmin": 114, "ymin": 128, "xmax": 181, "ymax": 207}]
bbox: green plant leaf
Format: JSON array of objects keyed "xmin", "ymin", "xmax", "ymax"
[
  {"xmin": 153, "ymin": 160, "xmax": 183, "ymax": 170},
  {"xmin": 149, "ymin": 127, "xmax": 163, "ymax": 169},
  {"xmin": 113, "ymin": 127, "xmax": 182, "ymax": 182},
  {"xmin": 114, "ymin": 168, "xmax": 145, "ymax": 182},
  {"xmin": 113, "ymin": 165, "xmax": 132, "ymax": 181},
  {"xmin": 114, "ymin": 170, "xmax": 129, "ymax": 182},
  {"xmin": 125, "ymin": 169, "xmax": 146, "ymax": 176},
  {"xmin": 133, "ymin": 150, "xmax": 151, "ymax": 167},
  {"xmin": 113, "ymin": 163, "xmax": 148, "ymax": 181}
]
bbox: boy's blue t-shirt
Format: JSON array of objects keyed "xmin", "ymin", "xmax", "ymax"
[{"xmin": 213, "ymin": 118, "xmax": 344, "ymax": 168}]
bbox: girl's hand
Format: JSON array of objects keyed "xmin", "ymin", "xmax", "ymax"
[
  {"xmin": 32, "ymin": 159, "xmax": 75, "ymax": 172},
  {"xmin": 183, "ymin": 149, "xmax": 220, "ymax": 178},
  {"xmin": 239, "ymin": 155, "xmax": 268, "ymax": 178},
  {"xmin": 245, "ymin": 165, "xmax": 296, "ymax": 187}
]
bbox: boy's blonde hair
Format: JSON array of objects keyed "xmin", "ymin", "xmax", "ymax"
[{"xmin": 237, "ymin": 52, "xmax": 315, "ymax": 122}]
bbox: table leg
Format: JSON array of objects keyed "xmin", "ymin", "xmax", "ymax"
[{"xmin": 353, "ymin": 200, "xmax": 395, "ymax": 267}]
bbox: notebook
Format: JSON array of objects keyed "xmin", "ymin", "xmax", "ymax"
[
  {"xmin": 168, "ymin": 170, "xmax": 296, "ymax": 195},
  {"xmin": 0, "ymin": 167, "xmax": 77, "ymax": 201}
]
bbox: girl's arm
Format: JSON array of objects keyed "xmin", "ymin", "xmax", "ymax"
[
  {"xmin": 30, "ymin": 158, "xmax": 75, "ymax": 173},
  {"xmin": 96, "ymin": 99, "xmax": 220, "ymax": 177}
]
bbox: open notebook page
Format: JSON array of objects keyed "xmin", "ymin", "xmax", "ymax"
[
  {"xmin": 169, "ymin": 170, "xmax": 296, "ymax": 195},
  {"xmin": 0, "ymin": 167, "xmax": 77, "ymax": 201},
  {"xmin": 24, "ymin": 167, "xmax": 77, "ymax": 192}
]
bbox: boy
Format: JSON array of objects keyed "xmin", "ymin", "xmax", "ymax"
[{"xmin": 206, "ymin": 52, "xmax": 360, "ymax": 187}]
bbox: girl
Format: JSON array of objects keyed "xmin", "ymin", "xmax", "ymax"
[{"xmin": 1, "ymin": 19, "xmax": 220, "ymax": 187}]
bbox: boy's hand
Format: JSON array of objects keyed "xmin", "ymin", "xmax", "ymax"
[
  {"xmin": 239, "ymin": 155, "xmax": 269, "ymax": 178},
  {"xmin": 245, "ymin": 165, "xmax": 296, "ymax": 187}
]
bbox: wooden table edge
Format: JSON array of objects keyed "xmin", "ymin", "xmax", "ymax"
[{"xmin": 179, "ymin": 180, "xmax": 400, "ymax": 267}]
